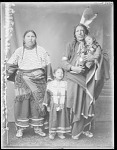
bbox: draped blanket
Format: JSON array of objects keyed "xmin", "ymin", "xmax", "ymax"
[
  {"xmin": 65, "ymin": 53, "xmax": 110, "ymax": 122},
  {"xmin": 86, "ymin": 53, "xmax": 110, "ymax": 101}
]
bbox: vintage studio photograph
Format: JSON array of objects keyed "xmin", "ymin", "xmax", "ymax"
[{"xmin": 1, "ymin": 2, "xmax": 114, "ymax": 149}]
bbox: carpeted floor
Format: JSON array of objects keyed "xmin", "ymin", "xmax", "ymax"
[{"xmin": 2, "ymin": 121, "xmax": 114, "ymax": 149}]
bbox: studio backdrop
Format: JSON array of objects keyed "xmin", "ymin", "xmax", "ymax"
[{"xmin": 1, "ymin": 2, "xmax": 113, "ymax": 122}]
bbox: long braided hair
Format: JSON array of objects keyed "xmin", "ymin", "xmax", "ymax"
[{"xmin": 21, "ymin": 30, "xmax": 37, "ymax": 61}]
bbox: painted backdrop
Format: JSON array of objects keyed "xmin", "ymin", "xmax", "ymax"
[{"xmin": 2, "ymin": 2, "xmax": 113, "ymax": 122}]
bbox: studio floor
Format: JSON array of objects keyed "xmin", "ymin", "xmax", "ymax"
[
  {"xmin": 2, "ymin": 121, "xmax": 114, "ymax": 149},
  {"xmin": 2, "ymin": 79, "xmax": 114, "ymax": 149}
]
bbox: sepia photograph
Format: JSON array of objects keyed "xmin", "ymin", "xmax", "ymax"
[{"xmin": 1, "ymin": 2, "xmax": 114, "ymax": 149}]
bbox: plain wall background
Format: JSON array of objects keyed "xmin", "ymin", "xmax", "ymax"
[{"xmin": 1, "ymin": 2, "xmax": 113, "ymax": 122}]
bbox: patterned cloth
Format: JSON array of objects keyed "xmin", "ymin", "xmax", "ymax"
[
  {"xmin": 45, "ymin": 80, "xmax": 67, "ymax": 111},
  {"xmin": 14, "ymin": 68, "xmax": 47, "ymax": 128},
  {"xmin": 7, "ymin": 45, "xmax": 51, "ymax": 70}
]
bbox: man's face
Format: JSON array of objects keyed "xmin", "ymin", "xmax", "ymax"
[{"xmin": 75, "ymin": 25, "xmax": 85, "ymax": 41}]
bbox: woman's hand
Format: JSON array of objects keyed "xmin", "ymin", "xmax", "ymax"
[{"xmin": 71, "ymin": 66, "xmax": 85, "ymax": 74}]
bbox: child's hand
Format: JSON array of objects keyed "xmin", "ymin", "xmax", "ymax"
[
  {"xmin": 81, "ymin": 55, "xmax": 87, "ymax": 62},
  {"xmin": 84, "ymin": 54, "xmax": 94, "ymax": 61},
  {"xmin": 87, "ymin": 53, "xmax": 94, "ymax": 61}
]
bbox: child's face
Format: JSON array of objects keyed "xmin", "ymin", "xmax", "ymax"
[
  {"xmin": 54, "ymin": 69, "xmax": 64, "ymax": 80},
  {"xmin": 85, "ymin": 36, "xmax": 93, "ymax": 46}
]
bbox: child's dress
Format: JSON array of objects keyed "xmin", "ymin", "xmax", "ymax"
[{"xmin": 43, "ymin": 80, "xmax": 71, "ymax": 135}]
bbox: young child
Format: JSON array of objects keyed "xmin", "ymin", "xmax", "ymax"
[
  {"xmin": 43, "ymin": 67, "xmax": 71, "ymax": 140},
  {"xmin": 85, "ymin": 35, "xmax": 101, "ymax": 68},
  {"xmin": 74, "ymin": 35, "xmax": 101, "ymax": 69}
]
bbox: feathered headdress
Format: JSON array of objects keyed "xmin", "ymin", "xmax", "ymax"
[{"xmin": 80, "ymin": 7, "xmax": 98, "ymax": 29}]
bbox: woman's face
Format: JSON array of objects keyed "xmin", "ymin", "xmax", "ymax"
[
  {"xmin": 24, "ymin": 32, "xmax": 36, "ymax": 48},
  {"xmin": 54, "ymin": 69, "xmax": 64, "ymax": 80},
  {"xmin": 75, "ymin": 25, "xmax": 85, "ymax": 41}
]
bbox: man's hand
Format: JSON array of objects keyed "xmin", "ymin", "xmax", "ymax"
[{"xmin": 71, "ymin": 66, "xmax": 85, "ymax": 74}]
